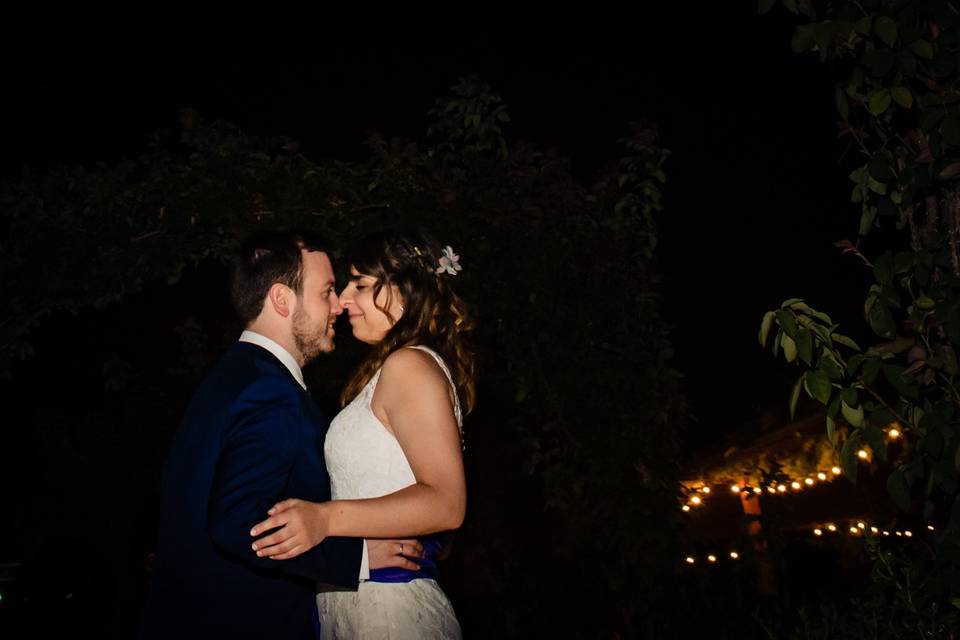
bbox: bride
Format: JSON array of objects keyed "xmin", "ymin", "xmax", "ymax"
[{"xmin": 250, "ymin": 229, "xmax": 475, "ymax": 638}]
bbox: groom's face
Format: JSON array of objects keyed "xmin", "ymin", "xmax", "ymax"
[{"xmin": 291, "ymin": 250, "xmax": 343, "ymax": 363}]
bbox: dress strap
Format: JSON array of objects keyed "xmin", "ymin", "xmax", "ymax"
[{"xmin": 406, "ymin": 345, "xmax": 463, "ymax": 429}]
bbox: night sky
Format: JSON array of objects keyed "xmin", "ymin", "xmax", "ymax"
[{"xmin": 3, "ymin": 9, "xmax": 872, "ymax": 451}]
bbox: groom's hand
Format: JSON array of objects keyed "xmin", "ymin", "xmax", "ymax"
[
  {"xmin": 250, "ymin": 498, "xmax": 330, "ymax": 561},
  {"xmin": 368, "ymin": 539, "xmax": 425, "ymax": 571}
]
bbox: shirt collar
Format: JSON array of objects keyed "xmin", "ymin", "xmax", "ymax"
[{"xmin": 238, "ymin": 330, "xmax": 306, "ymax": 390}]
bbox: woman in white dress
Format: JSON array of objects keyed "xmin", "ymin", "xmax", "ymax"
[{"xmin": 249, "ymin": 229, "xmax": 476, "ymax": 639}]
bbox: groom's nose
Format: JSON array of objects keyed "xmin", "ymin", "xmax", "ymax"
[{"xmin": 329, "ymin": 292, "xmax": 344, "ymax": 315}]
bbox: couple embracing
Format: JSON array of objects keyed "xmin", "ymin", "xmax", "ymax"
[{"xmin": 140, "ymin": 229, "xmax": 474, "ymax": 639}]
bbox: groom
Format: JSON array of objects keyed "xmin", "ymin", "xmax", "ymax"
[{"xmin": 139, "ymin": 231, "xmax": 422, "ymax": 639}]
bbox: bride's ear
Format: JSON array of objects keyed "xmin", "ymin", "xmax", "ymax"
[{"xmin": 266, "ymin": 283, "xmax": 294, "ymax": 318}]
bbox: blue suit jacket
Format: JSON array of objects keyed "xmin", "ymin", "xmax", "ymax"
[{"xmin": 140, "ymin": 342, "xmax": 361, "ymax": 639}]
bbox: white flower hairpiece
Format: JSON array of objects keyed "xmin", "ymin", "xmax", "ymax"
[{"xmin": 435, "ymin": 245, "xmax": 462, "ymax": 276}]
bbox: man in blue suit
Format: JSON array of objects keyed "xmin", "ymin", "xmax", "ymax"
[{"xmin": 140, "ymin": 232, "xmax": 421, "ymax": 639}]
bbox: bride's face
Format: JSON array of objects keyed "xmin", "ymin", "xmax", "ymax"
[{"xmin": 339, "ymin": 267, "xmax": 404, "ymax": 344}]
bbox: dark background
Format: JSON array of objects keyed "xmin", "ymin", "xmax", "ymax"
[{"xmin": 0, "ymin": 8, "xmax": 881, "ymax": 638}]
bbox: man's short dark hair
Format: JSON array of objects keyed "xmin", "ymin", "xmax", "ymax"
[{"xmin": 230, "ymin": 231, "xmax": 327, "ymax": 324}]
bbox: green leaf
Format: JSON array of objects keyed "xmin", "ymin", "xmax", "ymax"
[
  {"xmin": 847, "ymin": 353, "xmax": 865, "ymax": 375},
  {"xmin": 819, "ymin": 353, "xmax": 844, "ymax": 380},
  {"xmin": 832, "ymin": 334, "xmax": 862, "ymax": 351},
  {"xmin": 835, "ymin": 87, "xmax": 849, "ymax": 121},
  {"xmin": 804, "ymin": 370, "xmax": 833, "ymax": 405},
  {"xmin": 759, "ymin": 310, "xmax": 776, "ymax": 346},
  {"xmin": 860, "ymin": 206, "xmax": 877, "ymax": 235},
  {"xmin": 874, "ymin": 252, "xmax": 894, "ymax": 285},
  {"xmin": 938, "ymin": 162, "xmax": 960, "ymax": 180},
  {"xmin": 840, "ymin": 387, "xmax": 858, "ymax": 408},
  {"xmin": 868, "ymin": 90, "xmax": 892, "ymax": 116},
  {"xmin": 811, "ymin": 310, "xmax": 833, "ymax": 325},
  {"xmin": 868, "ymin": 303, "xmax": 896, "ymax": 339},
  {"xmin": 828, "ymin": 395, "xmax": 841, "ymax": 420},
  {"xmin": 789, "ymin": 376, "xmax": 803, "ymax": 420},
  {"xmin": 827, "ymin": 414, "xmax": 838, "ymax": 445},
  {"xmin": 887, "ymin": 468, "xmax": 911, "ymax": 511},
  {"xmin": 782, "ymin": 334, "xmax": 798, "ymax": 362},
  {"xmin": 894, "ymin": 251, "xmax": 915, "ymax": 274},
  {"xmin": 863, "ymin": 425, "xmax": 887, "ymax": 461},
  {"xmin": 777, "ymin": 309, "xmax": 798, "ymax": 338},
  {"xmin": 842, "ymin": 399, "xmax": 865, "ymax": 427},
  {"xmin": 781, "ymin": 298, "xmax": 804, "ymax": 308},
  {"xmin": 911, "ymin": 39, "xmax": 934, "ymax": 60},
  {"xmin": 916, "ymin": 295, "xmax": 935, "ymax": 311},
  {"xmin": 891, "ymin": 87, "xmax": 913, "ymax": 109},
  {"xmin": 874, "ymin": 16, "xmax": 898, "ymax": 47},
  {"xmin": 867, "ymin": 176, "xmax": 887, "ymax": 195},
  {"xmin": 796, "ymin": 328, "xmax": 814, "ymax": 365},
  {"xmin": 841, "ymin": 430, "xmax": 862, "ymax": 483},
  {"xmin": 854, "ymin": 16, "xmax": 871, "ymax": 36},
  {"xmin": 862, "ymin": 357, "xmax": 882, "ymax": 384},
  {"xmin": 883, "ymin": 364, "xmax": 919, "ymax": 399}
]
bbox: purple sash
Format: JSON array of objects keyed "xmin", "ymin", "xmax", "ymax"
[{"xmin": 368, "ymin": 535, "xmax": 445, "ymax": 583}]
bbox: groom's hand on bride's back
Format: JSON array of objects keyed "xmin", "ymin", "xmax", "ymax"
[{"xmin": 367, "ymin": 539, "xmax": 425, "ymax": 571}]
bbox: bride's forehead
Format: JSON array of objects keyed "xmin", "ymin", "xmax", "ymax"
[{"xmin": 348, "ymin": 266, "xmax": 377, "ymax": 280}]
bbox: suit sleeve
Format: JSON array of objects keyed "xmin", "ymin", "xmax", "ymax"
[{"xmin": 206, "ymin": 377, "xmax": 362, "ymax": 587}]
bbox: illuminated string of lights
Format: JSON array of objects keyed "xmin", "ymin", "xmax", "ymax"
[
  {"xmin": 681, "ymin": 427, "xmax": 904, "ymax": 513},
  {"xmin": 810, "ymin": 520, "xmax": 933, "ymax": 539},
  {"xmin": 681, "ymin": 466, "xmax": 843, "ymax": 512},
  {"xmin": 684, "ymin": 523, "xmax": 936, "ymax": 567},
  {"xmin": 684, "ymin": 550, "xmax": 740, "ymax": 565}
]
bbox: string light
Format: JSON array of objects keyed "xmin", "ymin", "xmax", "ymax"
[
  {"xmin": 685, "ymin": 556, "xmax": 695, "ymax": 564},
  {"xmin": 826, "ymin": 524, "xmax": 837, "ymax": 532},
  {"xmin": 857, "ymin": 522, "xmax": 866, "ymax": 530},
  {"xmin": 690, "ymin": 496, "xmax": 702, "ymax": 506},
  {"xmin": 832, "ymin": 466, "xmax": 841, "ymax": 475},
  {"xmin": 813, "ymin": 528, "xmax": 823, "ymax": 536},
  {"xmin": 729, "ymin": 551, "xmax": 739, "ymax": 559},
  {"xmin": 817, "ymin": 472, "xmax": 827, "ymax": 481},
  {"xmin": 767, "ymin": 486, "xmax": 776, "ymax": 494},
  {"xmin": 707, "ymin": 554, "xmax": 717, "ymax": 563},
  {"xmin": 882, "ymin": 531, "xmax": 890, "ymax": 536},
  {"xmin": 804, "ymin": 478, "xmax": 815, "ymax": 486},
  {"xmin": 777, "ymin": 484, "xmax": 787, "ymax": 493},
  {"xmin": 731, "ymin": 484, "xmax": 741, "ymax": 493},
  {"xmin": 904, "ymin": 530, "xmax": 913, "ymax": 537},
  {"xmin": 849, "ymin": 526, "xmax": 859, "ymax": 534},
  {"xmin": 928, "ymin": 525, "xmax": 935, "ymax": 531},
  {"xmin": 682, "ymin": 505, "xmax": 691, "ymax": 512},
  {"xmin": 791, "ymin": 481, "xmax": 802, "ymax": 490},
  {"xmin": 857, "ymin": 449, "xmax": 869, "ymax": 460},
  {"xmin": 888, "ymin": 428, "xmax": 900, "ymax": 439},
  {"xmin": 870, "ymin": 526, "xmax": 879, "ymax": 534},
  {"xmin": 895, "ymin": 531, "xmax": 902, "ymax": 537},
  {"xmin": 701, "ymin": 487, "xmax": 711, "ymax": 494},
  {"xmin": 753, "ymin": 487, "xmax": 762, "ymax": 495}
]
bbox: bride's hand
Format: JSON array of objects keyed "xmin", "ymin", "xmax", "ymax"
[{"xmin": 250, "ymin": 499, "xmax": 330, "ymax": 560}]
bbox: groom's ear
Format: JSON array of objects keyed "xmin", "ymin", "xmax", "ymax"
[{"xmin": 266, "ymin": 283, "xmax": 294, "ymax": 318}]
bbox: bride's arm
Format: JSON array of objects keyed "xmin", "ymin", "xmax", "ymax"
[{"xmin": 250, "ymin": 349, "xmax": 466, "ymax": 558}]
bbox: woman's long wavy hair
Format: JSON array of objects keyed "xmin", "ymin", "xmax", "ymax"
[{"xmin": 340, "ymin": 229, "xmax": 477, "ymax": 415}]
